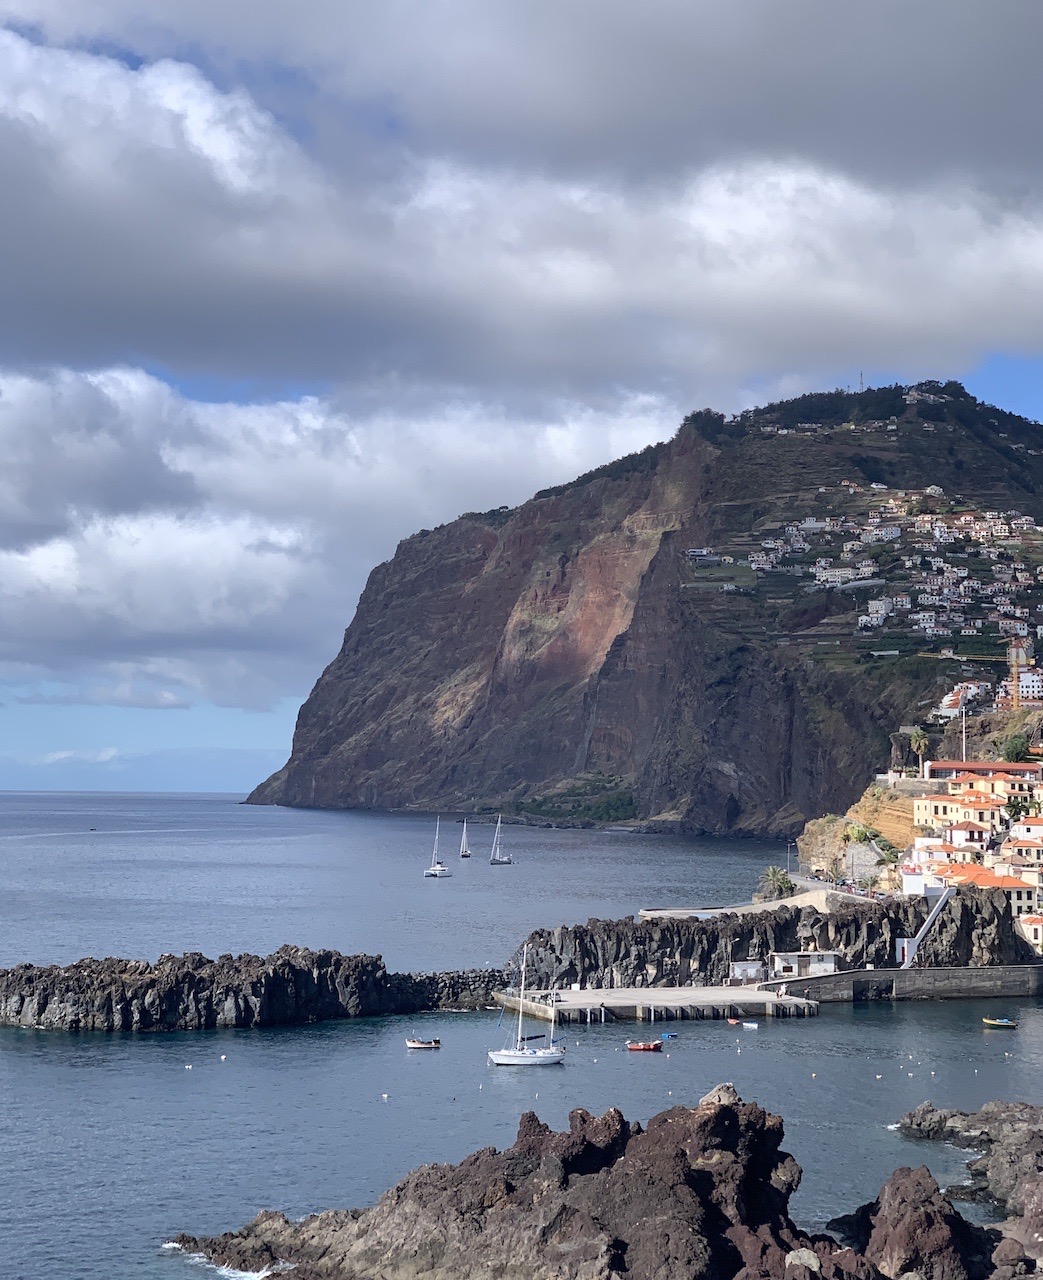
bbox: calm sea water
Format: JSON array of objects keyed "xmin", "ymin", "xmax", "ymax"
[{"xmin": 0, "ymin": 793, "xmax": 1035, "ymax": 1279}]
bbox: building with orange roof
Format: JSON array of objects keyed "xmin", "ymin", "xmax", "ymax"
[
  {"xmin": 1016, "ymin": 913, "xmax": 1043, "ymax": 954},
  {"xmin": 933, "ymin": 863, "xmax": 1036, "ymax": 915},
  {"xmin": 913, "ymin": 792, "xmax": 1007, "ymax": 834},
  {"xmin": 926, "ymin": 760, "xmax": 1043, "ymax": 782}
]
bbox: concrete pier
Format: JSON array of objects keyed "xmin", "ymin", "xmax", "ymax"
[{"xmin": 495, "ymin": 986, "xmax": 818, "ymax": 1024}]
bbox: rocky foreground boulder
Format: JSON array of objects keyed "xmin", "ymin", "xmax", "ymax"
[
  {"xmin": 0, "ymin": 945, "xmax": 505, "ymax": 1032},
  {"xmin": 173, "ymin": 1084, "xmax": 1006, "ymax": 1280}
]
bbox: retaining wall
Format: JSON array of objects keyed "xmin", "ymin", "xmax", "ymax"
[{"xmin": 761, "ymin": 964, "xmax": 1043, "ymax": 1003}]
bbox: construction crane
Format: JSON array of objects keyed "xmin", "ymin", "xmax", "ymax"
[{"xmin": 1008, "ymin": 637, "xmax": 1032, "ymax": 710}]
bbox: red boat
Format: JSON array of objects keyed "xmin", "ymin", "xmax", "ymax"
[{"xmin": 625, "ymin": 1040, "xmax": 663, "ymax": 1052}]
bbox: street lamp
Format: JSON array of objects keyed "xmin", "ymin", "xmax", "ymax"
[{"xmin": 786, "ymin": 841, "xmax": 795, "ymax": 875}]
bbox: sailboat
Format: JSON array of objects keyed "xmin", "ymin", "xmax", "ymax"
[
  {"xmin": 488, "ymin": 814, "xmax": 512, "ymax": 865},
  {"xmin": 459, "ymin": 820, "xmax": 471, "ymax": 858},
  {"xmin": 488, "ymin": 944, "xmax": 565, "ymax": 1066},
  {"xmin": 423, "ymin": 817, "xmax": 452, "ymax": 878}
]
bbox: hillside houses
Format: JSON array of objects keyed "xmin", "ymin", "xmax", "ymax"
[{"xmin": 729, "ymin": 487, "xmax": 1043, "ymax": 646}]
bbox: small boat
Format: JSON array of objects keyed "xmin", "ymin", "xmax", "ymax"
[
  {"xmin": 489, "ymin": 814, "xmax": 512, "ymax": 865},
  {"xmin": 727, "ymin": 1018, "xmax": 741, "ymax": 1026},
  {"xmin": 661, "ymin": 1032, "xmax": 677, "ymax": 1039},
  {"xmin": 488, "ymin": 944, "xmax": 565, "ymax": 1066},
  {"xmin": 742, "ymin": 1021, "xmax": 759, "ymax": 1030},
  {"xmin": 405, "ymin": 1037, "xmax": 441, "ymax": 1050},
  {"xmin": 982, "ymin": 1017, "xmax": 1018, "ymax": 1029},
  {"xmin": 459, "ymin": 820, "xmax": 471, "ymax": 858},
  {"xmin": 423, "ymin": 817, "xmax": 452, "ymax": 878},
  {"xmin": 625, "ymin": 1040, "xmax": 663, "ymax": 1052}
]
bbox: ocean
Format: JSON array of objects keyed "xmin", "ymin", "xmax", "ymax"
[{"xmin": 0, "ymin": 792, "xmax": 1032, "ymax": 1278}]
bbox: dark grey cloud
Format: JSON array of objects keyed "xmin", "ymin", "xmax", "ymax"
[
  {"xmin": 0, "ymin": 6, "xmax": 1040, "ymax": 720},
  {"xmin": 5, "ymin": 1, "xmax": 1040, "ymax": 190}
]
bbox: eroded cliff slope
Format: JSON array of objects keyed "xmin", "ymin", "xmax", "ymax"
[{"xmin": 250, "ymin": 384, "xmax": 1043, "ymax": 835}]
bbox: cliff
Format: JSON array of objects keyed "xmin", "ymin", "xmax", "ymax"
[
  {"xmin": 249, "ymin": 382, "xmax": 1043, "ymax": 836},
  {"xmin": 517, "ymin": 888, "xmax": 1036, "ymax": 990},
  {"xmin": 174, "ymin": 1084, "xmax": 999, "ymax": 1280},
  {"xmin": 0, "ymin": 946, "xmax": 504, "ymax": 1032}
]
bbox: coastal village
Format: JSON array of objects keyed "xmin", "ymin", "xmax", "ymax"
[{"xmin": 688, "ymin": 416, "xmax": 1043, "ymax": 652}]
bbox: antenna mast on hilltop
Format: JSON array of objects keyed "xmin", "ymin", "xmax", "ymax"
[{"xmin": 859, "ymin": 370, "xmax": 864, "ymax": 393}]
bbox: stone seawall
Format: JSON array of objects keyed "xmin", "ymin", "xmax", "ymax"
[
  {"xmin": 763, "ymin": 964, "xmax": 1043, "ymax": 1003},
  {"xmin": 519, "ymin": 887, "xmax": 1037, "ymax": 990},
  {"xmin": 0, "ymin": 946, "xmax": 506, "ymax": 1032}
]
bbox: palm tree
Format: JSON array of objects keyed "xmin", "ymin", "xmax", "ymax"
[
  {"xmin": 1005, "ymin": 795, "xmax": 1028, "ymax": 824},
  {"xmin": 822, "ymin": 852, "xmax": 845, "ymax": 886},
  {"xmin": 909, "ymin": 728, "xmax": 929, "ymax": 778},
  {"xmin": 759, "ymin": 865, "xmax": 795, "ymax": 900}
]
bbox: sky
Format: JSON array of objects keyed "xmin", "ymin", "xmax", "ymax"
[{"xmin": 0, "ymin": 2, "xmax": 1041, "ymax": 793}]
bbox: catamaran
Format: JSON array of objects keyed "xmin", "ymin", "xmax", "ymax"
[
  {"xmin": 488, "ymin": 944, "xmax": 564, "ymax": 1066},
  {"xmin": 459, "ymin": 820, "xmax": 471, "ymax": 858},
  {"xmin": 423, "ymin": 817, "xmax": 452, "ymax": 878},
  {"xmin": 488, "ymin": 814, "xmax": 512, "ymax": 865}
]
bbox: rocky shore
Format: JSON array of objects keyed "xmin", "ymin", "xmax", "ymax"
[
  {"xmin": 901, "ymin": 1099, "xmax": 1043, "ymax": 1271},
  {"xmin": 518, "ymin": 887, "xmax": 1035, "ymax": 990},
  {"xmin": 174, "ymin": 1083, "xmax": 1006, "ymax": 1280},
  {"xmin": 0, "ymin": 945, "xmax": 505, "ymax": 1032}
]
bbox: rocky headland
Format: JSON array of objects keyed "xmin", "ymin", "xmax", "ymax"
[
  {"xmin": 0, "ymin": 945, "xmax": 504, "ymax": 1032},
  {"xmin": 246, "ymin": 383, "xmax": 1043, "ymax": 838},
  {"xmin": 174, "ymin": 1083, "xmax": 1007, "ymax": 1280}
]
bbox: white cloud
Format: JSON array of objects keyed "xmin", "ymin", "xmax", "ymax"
[{"xmin": 0, "ymin": 366, "xmax": 680, "ymax": 708}]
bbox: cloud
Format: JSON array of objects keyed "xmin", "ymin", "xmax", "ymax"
[
  {"xmin": 37, "ymin": 746, "xmax": 121, "ymax": 765},
  {"xmin": 0, "ymin": 28, "xmax": 1043, "ymax": 400},
  {"xmin": 0, "ymin": 12, "xmax": 1041, "ymax": 730},
  {"xmin": 0, "ymin": 366, "xmax": 680, "ymax": 709},
  {"xmin": 4, "ymin": 1, "xmax": 1041, "ymax": 191}
]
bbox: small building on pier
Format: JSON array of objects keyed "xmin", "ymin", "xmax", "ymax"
[{"xmin": 768, "ymin": 951, "xmax": 841, "ymax": 980}]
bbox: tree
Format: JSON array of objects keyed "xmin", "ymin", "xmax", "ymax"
[
  {"xmin": 1005, "ymin": 794, "xmax": 1029, "ymax": 824},
  {"xmin": 909, "ymin": 728, "xmax": 929, "ymax": 776},
  {"xmin": 822, "ymin": 852, "xmax": 845, "ymax": 885},
  {"xmin": 875, "ymin": 847, "xmax": 900, "ymax": 868},
  {"xmin": 843, "ymin": 822, "xmax": 871, "ymax": 845},
  {"xmin": 759, "ymin": 866, "xmax": 796, "ymax": 900},
  {"xmin": 1002, "ymin": 733, "xmax": 1030, "ymax": 763}
]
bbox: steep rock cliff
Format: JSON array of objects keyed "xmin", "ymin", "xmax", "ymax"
[{"xmin": 250, "ymin": 387, "xmax": 1043, "ymax": 835}]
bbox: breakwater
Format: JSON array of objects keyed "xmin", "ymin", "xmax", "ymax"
[
  {"xmin": 518, "ymin": 887, "xmax": 1036, "ymax": 989},
  {"xmin": 763, "ymin": 963, "xmax": 1043, "ymax": 1003},
  {"xmin": 0, "ymin": 945, "xmax": 506, "ymax": 1032}
]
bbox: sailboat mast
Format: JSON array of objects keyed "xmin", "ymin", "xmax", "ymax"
[
  {"xmin": 432, "ymin": 816, "xmax": 440, "ymax": 865},
  {"xmin": 516, "ymin": 944, "xmax": 527, "ymax": 1050}
]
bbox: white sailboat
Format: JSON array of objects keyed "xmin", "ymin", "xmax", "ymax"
[
  {"xmin": 423, "ymin": 817, "xmax": 452, "ymax": 878},
  {"xmin": 488, "ymin": 814, "xmax": 512, "ymax": 865},
  {"xmin": 459, "ymin": 820, "xmax": 471, "ymax": 858},
  {"xmin": 488, "ymin": 944, "xmax": 565, "ymax": 1066}
]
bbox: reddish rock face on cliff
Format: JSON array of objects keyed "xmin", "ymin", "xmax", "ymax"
[{"xmin": 248, "ymin": 392, "xmax": 1043, "ymax": 836}]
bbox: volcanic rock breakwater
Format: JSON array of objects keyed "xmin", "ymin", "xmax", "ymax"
[
  {"xmin": 0, "ymin": 945, "xmax": 506, "ymax": 1032},
  {"xmin": 517, "ymin": 887, "xmax": 1036, "ymax": 990}
]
